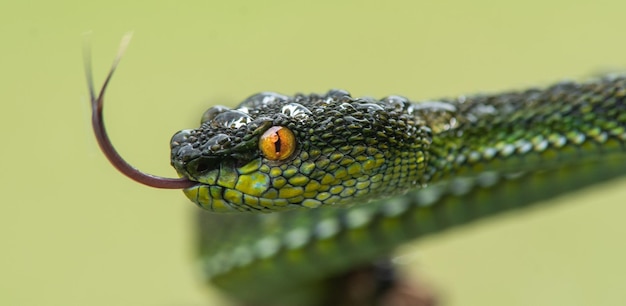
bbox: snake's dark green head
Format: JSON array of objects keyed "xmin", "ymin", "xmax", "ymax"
[{"xmin": 170, "ymin": 90, "xmax": 432, "ymax": 212}]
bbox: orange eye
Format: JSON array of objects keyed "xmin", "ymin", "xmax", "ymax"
[{"xmin": 259, "ymin": 126, "xmax": 296, "ymax": 161}]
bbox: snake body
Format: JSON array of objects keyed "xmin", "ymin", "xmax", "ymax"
[{"xmin": 169, "ymin": 77, "xmax": 626, "ymax": 305}]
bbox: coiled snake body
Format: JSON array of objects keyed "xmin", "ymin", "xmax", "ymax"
[{"xmin": 87, "ymin": 36, "xmax": 626, "ymax": 305}]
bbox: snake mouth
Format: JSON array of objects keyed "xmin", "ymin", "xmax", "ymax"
[{"xmin": 178, "ymin": 157, "xmax": 286, "ymax": 212}]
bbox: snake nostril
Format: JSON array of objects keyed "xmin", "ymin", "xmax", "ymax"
[{"xmin": 193, "ymin": 157, "xmax": 219, "ymax": 174}]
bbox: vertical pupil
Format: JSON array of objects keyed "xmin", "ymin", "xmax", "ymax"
[{"xmin": 274, "ymin": 133, "xmax": 281, "ymax": 154}]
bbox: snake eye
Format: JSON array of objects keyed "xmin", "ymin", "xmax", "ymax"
[{"xmin": 259, "ymin": 126, "xmax": 296, "ymax": 161}]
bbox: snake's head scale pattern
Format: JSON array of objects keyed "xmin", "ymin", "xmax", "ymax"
[{"xmin": 171, "ymin": 91, "xmax": 434, "ymax": 212}]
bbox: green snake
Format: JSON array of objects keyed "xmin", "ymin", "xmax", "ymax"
[{"xmin": 86, "ymin": 36, "xmax": 626, "ymax": 305}]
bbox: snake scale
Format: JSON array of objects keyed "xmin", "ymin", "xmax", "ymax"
[{"xmin": 87, "ymin": 36, "xmax": 626, "ymax": 305}]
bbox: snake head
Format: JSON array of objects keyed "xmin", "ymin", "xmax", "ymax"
[{"xmin": 171, "ymin": 91, "xmax": 432, "ymax": 212}]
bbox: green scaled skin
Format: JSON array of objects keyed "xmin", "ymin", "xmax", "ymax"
[
  {"xmin": 173, "ymin": 77, "xmax": 626, "ymax": 305},
  {"xmin": 171, "ymin": 78, "xmax": 626, "ymax": 213}
]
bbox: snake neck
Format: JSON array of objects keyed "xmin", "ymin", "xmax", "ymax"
[{"xmin": 422, "ymin": 77, "xmax": 626, "ymax": 183}]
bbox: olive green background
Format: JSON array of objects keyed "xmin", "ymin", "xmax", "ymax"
[{"xmin": 2, "ymin": 1, "xmax": 626, "ymax": 305}]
